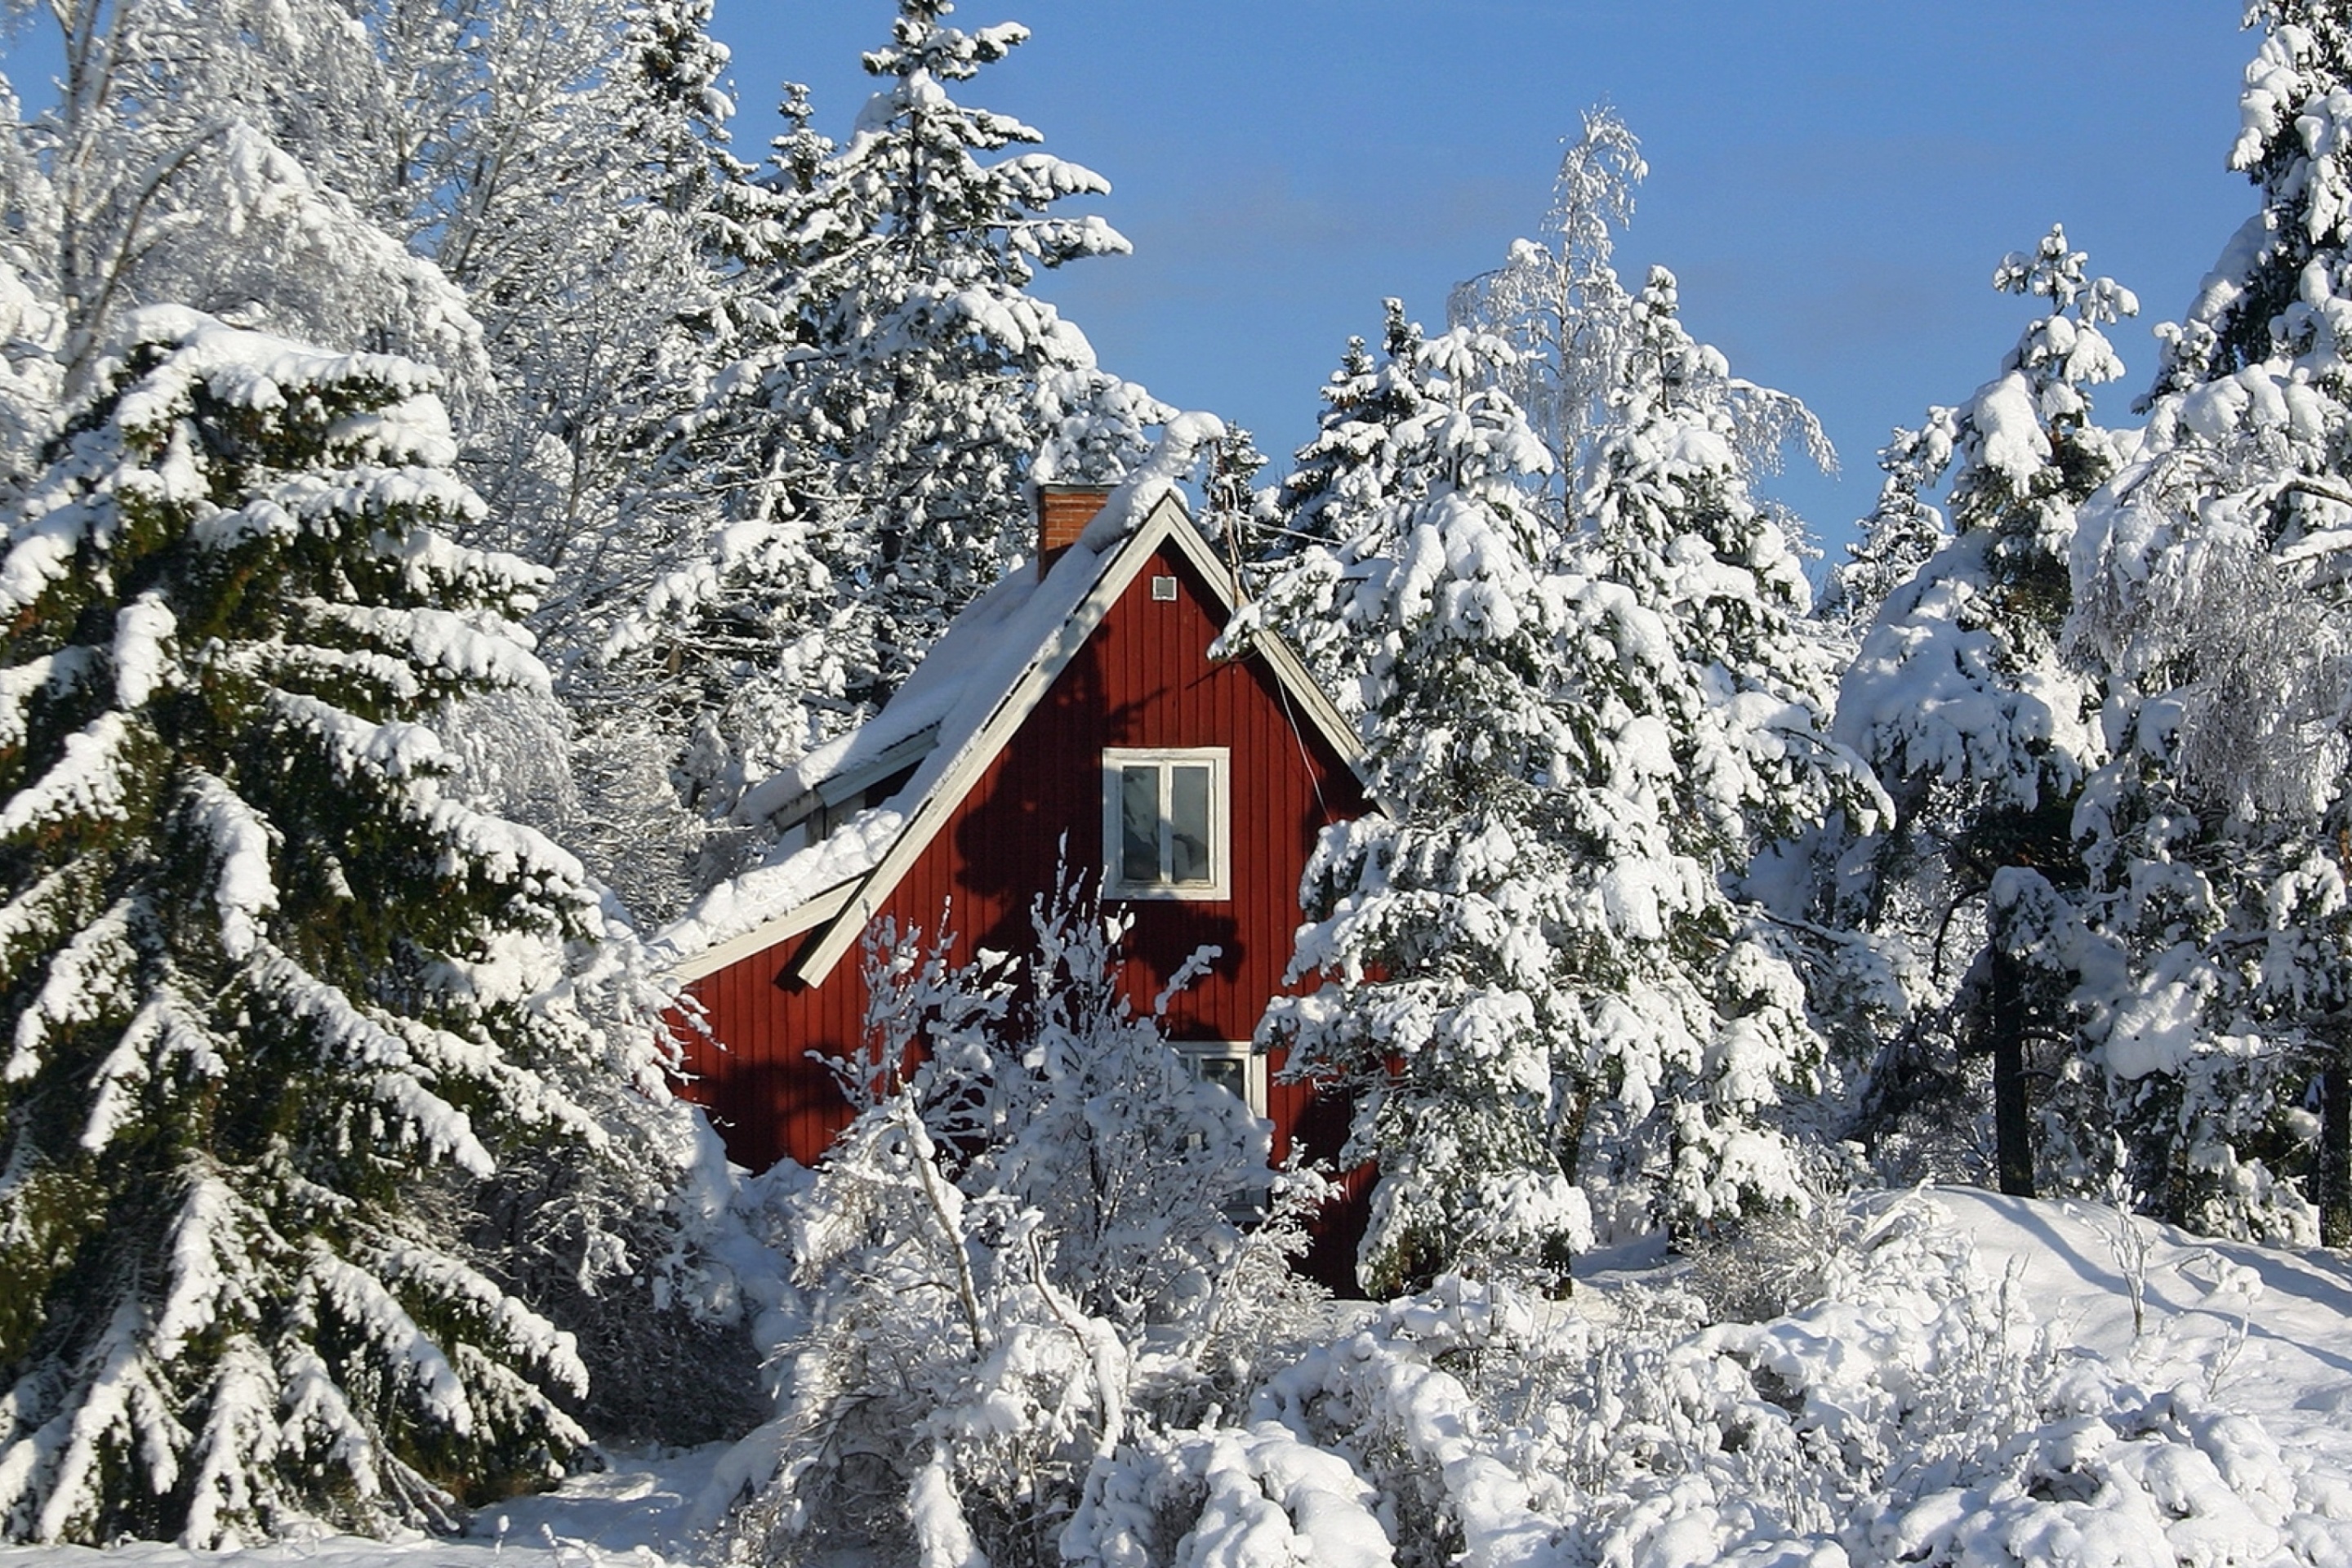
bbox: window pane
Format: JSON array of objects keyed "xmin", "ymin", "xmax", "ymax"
[
  {"xmin": 1195, "ymin": 1055, "xmax": 1246, "ymax": 1102},
  {"xmin": 1169, "ymin": 764, "xmax": 1212, "ymax": 884},
  {"xmin": 1120, "ymin": 765, "xmax": 1161, "ymax": 884}
]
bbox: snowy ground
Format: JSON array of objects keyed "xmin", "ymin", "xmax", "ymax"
[
  {"xmin": 1941, "ymin": 1187, "xmax": 2352, "ymax": 1448},
  {"xmin": 10, "ymin": 1186, "xmax": 2350, "ymax": 1568},
  {"xmin": 0, "ymin": 1449, "xmax": 724, "ymax": 1568}
]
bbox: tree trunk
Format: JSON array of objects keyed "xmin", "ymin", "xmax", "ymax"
[
  {"xmin": 2322, "ymin": 1045, "xmax": 2351, "ymax": 1250},
  {"xmin": 1989, "ymin": 946, "xmax": 2035, "ymax": 1198}
]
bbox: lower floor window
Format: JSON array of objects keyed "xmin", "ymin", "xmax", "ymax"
[{"xmin": 1174, "ymin": 1040, "xmax": 1266, "ymax": 1117}]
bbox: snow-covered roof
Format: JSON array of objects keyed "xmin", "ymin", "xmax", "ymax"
[
  {"xmin": 653, "ymin": 487, "xmax": 1361, "ymax": 986},
  {"xmin": 729, "ymin": 545, "xmax": 1073, "ymax": 835}
]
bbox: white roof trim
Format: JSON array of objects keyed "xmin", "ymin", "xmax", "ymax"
[{"xmin": 667, "ymin": 878, "xmax": 858, "ymax": 984}]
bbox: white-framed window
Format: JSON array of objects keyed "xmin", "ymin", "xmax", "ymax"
[
  {"xmin": 1102, "ymin": 747, "xmax": 1229, "ymax": 900},
  {"xmin": 1174, "ymin": 1040, "xmax": 1267, "ymax": 1117}
]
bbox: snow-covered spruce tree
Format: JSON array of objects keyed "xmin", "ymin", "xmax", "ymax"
[
  {"xmin": 1561, "ymin": 265, "xmax": 1877, "ymax": 1239},
  {"xmin": 724, "ymin": 880, "xmax": 1320, "ymax": 1568},
  {"xmin": 1246, "ymin": 301, "xmax": 1468, "ymax": 711},
  {"xmin": 0, "ymin": 314, "xmax": 693, "ymax": 1544},
  {"xmin": 2067, "ymin": 6, "xmax": 2352, "ymax": 1245},
  {"xmin": 1832, "ymin": 229, "xmax": 2136, "ymax": 1199},
  {"xmin": 604, "ymin": 0, "xmax": 1165, "ymax": 820},
  {"xmin": 1263, "ymin": 333, "xmax": 1379, "ymax": 556},
  {"xmin": 1227, "ymin": 304, "xmax": 1592, "ymax": 1296}
]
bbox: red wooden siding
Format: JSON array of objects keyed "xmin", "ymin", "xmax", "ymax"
[{"xmin": 676, "ymin": 541, "xmax": 1375, "ymax": 1290}]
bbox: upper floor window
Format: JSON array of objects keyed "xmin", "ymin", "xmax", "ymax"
[{"xmin": 1103, "ymin": 747, "xmax": 1228, "ymax": 900}]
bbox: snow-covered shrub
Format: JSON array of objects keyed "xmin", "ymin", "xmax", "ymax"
[
  {"xmin": 1682, "ymin": 1192, "xmax": 1861, "ymax": 1327},
  {"xmin": 1202, "ymin": 1191, "xmax": 2339, "ymax": 1568},
  {"xmin": 1176, "ymin": 1198, "xmax": 2044, "ymax": 1566},
  {"xmin": 0, "ymin": 314, "xmax": 701, "ymax": 1545},
  {"xmin": 718, "ymin": 880, "xmax": 1328, "ymax": 1567},
  {"xmin": 1064, "ymin": 1419, "xmax": 1399, "ymax": 1568}
]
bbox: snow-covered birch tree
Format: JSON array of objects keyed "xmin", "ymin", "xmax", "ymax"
[
  {"xmin": 0, "ymin": 314, "xmax": 694, "ymax": 1544},
  {"xmin": 385, "ymin": 0, "xmax": 777, "ymax": 916},
  {"xmin": 1448, "ymin": 105, "xmax": 1646, "ymax": 514},
  {"xmin": 0, "ymin": 0, "xmax": 484, "ymax": 437}
]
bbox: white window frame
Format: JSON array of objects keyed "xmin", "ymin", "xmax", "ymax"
[
  {"xmin": 1173, "ymin": 1040, "xmax": 1267, "ymax": 1118},
  {"xmin": 1102, "ymin": 746, "xmax": 1231, "ymax": 901}
]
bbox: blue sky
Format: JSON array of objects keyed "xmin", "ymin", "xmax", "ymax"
[{"xmin": 715, "ymin": 1, "xmax": 2261, "ymax": 555}]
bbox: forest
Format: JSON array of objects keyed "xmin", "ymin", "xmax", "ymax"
[{"xmin": 1, "ymin": 2, "xmax": 2350, "ymax": 1566}]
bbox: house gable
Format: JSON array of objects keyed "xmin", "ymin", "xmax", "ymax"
[{"xmin": 665, "ymin": 492, "xmax": 1361, "ymax": 989}]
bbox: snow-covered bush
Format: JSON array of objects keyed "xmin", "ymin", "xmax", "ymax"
[
  {"xmin": 1093, "ymin": 1192, "xmax": 2322, "ymax": 1568},
  {"xmin": 0, "ymin": 314, "xmax": 702, "ymax": 1545},
  {"xmin": 1682, "ymin": 1183, "xmax": 1863, "ymax": 1327},
  {"xmin": 718, "ymin": 879, "xmax": 1327, "ymax": 1567}
]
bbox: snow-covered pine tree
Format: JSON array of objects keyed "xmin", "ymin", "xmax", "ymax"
[
  {"xmin": 0, "ymin": 313, "xmax": 693, "ymax": 1544},
  {"xmin": 2141, "ymin": 0, "xmax": 2352, "ymax": 407},
  {"xmin": 1228, "ymin": 303, "xmax": 1589, "ymax": 1295},
  {"xmin": 1835, "ymin": 228, "xmax": 2135, "ymax": 1198},
  {"xmin": 604, "ymin": 0, "xmax": 1165, "ymax": 823},
  {"xmin": 1561, "ymin": 265, "xmax": 1875, "ymax": 1237},
  {"xmin": 1821, "ymin": 418, "xmax": 1953, "ymax": 632},
  {"xmin": 2069, "ymin": 4, "xmax": 2352, "ymax": 1245}
]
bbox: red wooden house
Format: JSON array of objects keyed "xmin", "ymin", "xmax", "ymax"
[{"xmin": 660, "ymin": 485, "xmax": 1374, "ymax": 1288}]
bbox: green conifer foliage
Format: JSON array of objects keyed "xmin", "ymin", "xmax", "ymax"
[{"xmin": 0, "ymin": 311, "xmax": 687, "ymax": 1545}]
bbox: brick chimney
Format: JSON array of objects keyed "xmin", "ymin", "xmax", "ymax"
[{"xmin": 1035, "ymin": 483, "xmax": 1113, "ymax": 578}]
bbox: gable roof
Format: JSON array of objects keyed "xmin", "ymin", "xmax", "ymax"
[{"xmin": 655, "ymin": 490, "xmax": 1363, "ymax": 987}]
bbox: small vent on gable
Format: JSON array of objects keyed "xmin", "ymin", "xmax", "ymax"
[{"xmin": 1151, "ymin": 575, "xmax": 1178, "ymax": 601}]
